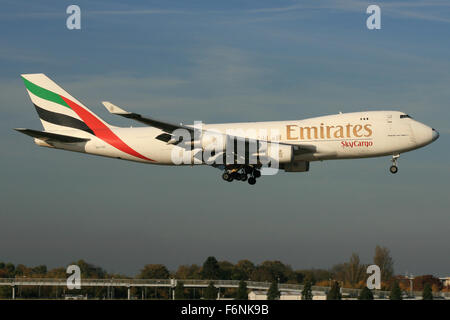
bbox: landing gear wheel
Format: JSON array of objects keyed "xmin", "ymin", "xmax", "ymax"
[
  {"xmin": 244, "ymin": 166, "xmax": 253, "ymax": 174},
  {"xmin": 253, "ymin": 170, "xmax": 261, "ymax": 178},
  {"xmin": 240, "ymin": 174, "xmax": 248, "ymax": 181},
  {"xmin": 222, "ymin": 172, "xmax": 230, "ymax": 181},
  {"xmin": 389, "ymin": 165, "xmax": 398, "ymax": 174},
  {"xmin": 248, "ymin": 177, "xmax": 256, "ymax": 185}
]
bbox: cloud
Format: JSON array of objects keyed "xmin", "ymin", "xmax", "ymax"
[
  {"xmin": 391, "ymin": 9, "xmax": 450, "ymax": 23},
  {"xmin": 246, "ymin": 0, "xmax": 450, "ymax": 24},
  {"xmin": 87, "ymin": 9, "xmax": 190, "ymax": 16},
  {"xmin": 0, "ymin": 7, "xmax": 190, "ymax": 19},
  {"xmin": 0, "ymin": 47, "xmax": 54, "ymax": 64},
  {"xmin": 4, "ymin": 0, "xmax": 450, "ymax": 25}
]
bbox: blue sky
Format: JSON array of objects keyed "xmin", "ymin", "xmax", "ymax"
[{"xmin": 0, "ymin": 0, "xmax": 449, "ymax": 276}]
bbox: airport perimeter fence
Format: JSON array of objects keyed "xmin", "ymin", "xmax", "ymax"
[{"xmin": 0, "ymin": 278, "xmax": 449, "ymax": 300}]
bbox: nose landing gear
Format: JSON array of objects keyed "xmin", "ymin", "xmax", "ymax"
[{"xmin": 389, "ymin": 154, "xmax": 400, "ymax": 174}]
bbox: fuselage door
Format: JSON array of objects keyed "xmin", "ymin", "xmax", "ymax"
[{"xmin": 385, "ymin": 114, "xmax": 393, "ymax": 135}]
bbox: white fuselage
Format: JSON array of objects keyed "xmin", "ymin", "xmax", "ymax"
[{"xmin": 40, "ymin": 110, "xmax": 437, "ymax": 166}]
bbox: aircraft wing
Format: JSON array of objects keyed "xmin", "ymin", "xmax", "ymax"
[
  {"xmin": 102, "ymin": 102, "xmax": 316, "ymax": 152},
  {"xmin": 102, "ymin": 101, "xmax": 196, "ymax": 140},
  {"xmin": 14, "ymin": 128, "xmax": 90, "ymax": 143}
]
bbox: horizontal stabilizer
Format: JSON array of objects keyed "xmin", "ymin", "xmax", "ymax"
[{"xmin": 14, "ymin": 128, "xmax": 90, "ymax": 143}]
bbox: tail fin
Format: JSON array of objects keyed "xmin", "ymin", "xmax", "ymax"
[{"xmin": 21, "ymin": 73, "xmax": 109, "ymax": 134}]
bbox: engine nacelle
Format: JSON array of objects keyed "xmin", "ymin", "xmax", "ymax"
[
  {"xmin": 282, "ymin": 160, "xmax": 310, "ymax": 172},
  {"xmin": 198, "ymin": 133, "xmax": 296, "ymax": 166},
  {"xmin": 269, "ymin": 144, "xmax": 293, "ymax": 164},
  {"xmin": 200, "ymin": 132, "xmax": 226, "ymax": 151},
  {"xmin": 248, "ymin": 142, "xmax": 293, "ymax": 165}
]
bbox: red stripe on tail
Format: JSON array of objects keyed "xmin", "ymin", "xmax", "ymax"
[{"xmin": 60, "ymin": 96, "xmax": 155, "ymax": 162}]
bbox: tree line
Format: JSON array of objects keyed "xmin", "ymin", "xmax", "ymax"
[{"xmin": 0, "ymin": 245, "xmax": 447, "ymax": 299}]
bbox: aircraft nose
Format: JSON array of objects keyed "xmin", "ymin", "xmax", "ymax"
[{"xmin": 432, "ymin": 128, "xmax": 439, "ymax": 142}]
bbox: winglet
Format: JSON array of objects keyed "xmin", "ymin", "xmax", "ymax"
[{"xmin": 102, "ymin": 101, "xmax": 131, "ymax": 115}]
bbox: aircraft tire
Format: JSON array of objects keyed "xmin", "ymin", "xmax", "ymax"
[
  {"xmin": 248, "ymin": 177, "xmax": 256, "ymax": 185},
  {"xmin": 389, "ymin": 165, "xmax": 398, "ymax": 174}
]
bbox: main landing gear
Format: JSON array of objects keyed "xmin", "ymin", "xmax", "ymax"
[
  {"xmin": 389, "ymin": 154, "xmax": 399, "ymax": 174},
  {"xmin": 222, "ymin": 165, "xmax": 261, "ymax": 185}
]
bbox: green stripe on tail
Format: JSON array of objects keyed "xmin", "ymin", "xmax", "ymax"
[{"xmin": 22, "ymin": 77, "xmax": 69, "ymax": 109}]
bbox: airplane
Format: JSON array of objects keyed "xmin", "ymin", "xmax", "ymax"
[{"xmin": 15, "ymin": 73, "xmax": 439, "ymax": 185}]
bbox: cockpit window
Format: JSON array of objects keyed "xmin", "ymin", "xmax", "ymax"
[{"xmin": 400, "ymin": 114, "xmax": 412, "ymax": 119}]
